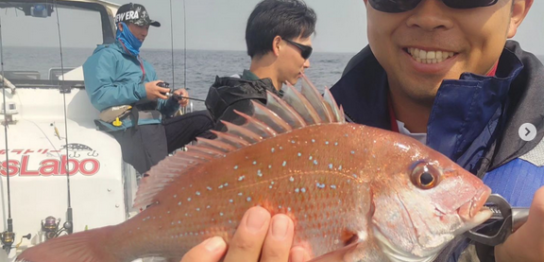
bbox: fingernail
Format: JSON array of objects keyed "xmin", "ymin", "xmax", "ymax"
[
  {"xmin": 246, "ymin": 207, "xmax": 269, "ymax": 232},
  {"xmin": 271, "ymin": 215, "xmax": 290, "ymax": 240},
  {"xmin": 203, "ymin": 236, "xmax": 226, "ymax": 252}
]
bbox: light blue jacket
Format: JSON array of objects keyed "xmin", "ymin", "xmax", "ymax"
[{"xmin": 83, "ymin": 40, "xmax": 179, "ymax": 131}]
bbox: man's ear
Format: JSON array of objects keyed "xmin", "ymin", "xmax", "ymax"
[
  {"xmin": 272, "ymin": 36, "xmax": 282, "ymax": 57},
  {"xmin": 507, "ymin": 0, "xmax": 533, "ymax": 38},
  {"xmin": 118, "ymin": 23, "xmax": 124, "ymax": 32}
]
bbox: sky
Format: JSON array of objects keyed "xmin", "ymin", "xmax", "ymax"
[{"xmin": 1, "ymin": 0, "xmax": 544, "ymax": 55}]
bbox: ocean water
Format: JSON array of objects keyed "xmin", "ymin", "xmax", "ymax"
[{"xmin": 2, "ymin": 46, "xmax": 357, "ymax": 111}]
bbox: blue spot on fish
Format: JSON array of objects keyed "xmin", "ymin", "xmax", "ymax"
[
  {"xmin": 173, "ymin": 195, "xmax": 177, "ymax": 198},
  {"xmin": 224, "ymin": 183, "xmax": 229, "ymax": 187},
  {"xmin": 351, "ymin": 151, "xmax": 355, "ymax": 155},
  {"xmin": 331, "ymin": 185, "xmax": 337, "ymax": 189},
  {"xmin": 301, "ymin": 188, "xmax": 306, "ymax": 193},
  {"xmin": 292, "ymin": 140, "xmax": 296, "ymax": 144},
  {"xmin": 196, "ymin": 208, "xmax": 200, "ymax": 211},
  {"xmin": 238, "ymin": 176, "xmax": 245, "ymax": 181},
  {"xmin": 289, "ymin": 177, "xmax": 295, "ymax": 182},
  {"xmin": 207, "ymin": 187, "xmax": 212, "ymax": 191},
  {"xmin": 352, "ymin": 174, "xmax": 358, "ymax": 178},
  {"xmin": 326, "ymin": 141, "xmax": 329, "ymax": 145},
  {"xmin": 329, "ymin": 164, "xmax": 333, "ymax": 169},
  {"xmin": 238, "ymin": 192, "xmax": 243, "ymax": 196},
  {"xmin": 313, "ymin": 160, "xmax": 318, "ymax": 165},
  {"xmin": 187, "ymin": 198, "xmax": 191, "ymax": 202},
  {"xmin": 298, "ymin": 153, "xmax": 302, "ymax": 157},
  {"xmin": 196, "ymin": 191, "xmax": 201, "ymax": 196},
  {"xmin": 178, "ymin": 202, "xmax": 182, "ymax": 206},
  {"xmin": 220, "ymin": 212, "xmax": 224, "ymax": 216},
  {"xmin": 257, "ymin": 170, "xmax": 263, "ymax": 177},
  {"xmin": 269, "ymin": 165, "xmax": 272, "ymax": 169},
  {"xmin": 253, "ymin": 161, "xmax": 257, "ymax": 165},
  {"xmin": 207, "ymin": 205, "xmax": 211, "ymax": 209},
  {"xmin": 312, "ymin": 139, "xmax": 316, "ymax": 143},
  {"xmin": 283, "ymin": 161, "xmax": 287, "ymax": 167},
  {"xmin": 295, "ymin": 188, "xmax": 300, "ymax": 193},
  {"xmin": 234, "ymin": 165, "xmax": 238, "ymax": 170},
  {"xmin": 335, "ymin": 142, "xmax": 338, "ymax": 146},
  {"xmin": 316, "ymin": 183, "xmax": 326, "ymax": 189},
  {"xmin": 229, "ymin": 199, "xmax": 233, "ymax": 203},
  {"xmin": 247, "ymin": 197, "xmax": 252, "ymax": 202},
  {"xmin": 339, "ymin": 165, "xmax": 343, "ymax": 171},
  {"xmin": 271, "ymin": 148, "xmax": 275, "ymax": 153}
]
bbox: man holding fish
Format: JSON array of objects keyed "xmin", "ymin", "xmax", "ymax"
[{"xmin": 184, "ymin": 0, "xmax": 544, "ymax": 262}]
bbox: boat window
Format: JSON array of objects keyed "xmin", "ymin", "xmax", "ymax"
[{"xmin": 1, "ymin": 2, "xmax": 103, "ymax": 88}]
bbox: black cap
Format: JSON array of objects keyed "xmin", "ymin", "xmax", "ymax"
[{"xmin": 115, "ymin": 3, "xmax": 160, "ymax": 27}]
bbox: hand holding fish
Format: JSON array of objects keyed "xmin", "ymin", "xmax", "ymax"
[
  {"xmin": 180, "ymin": 206, "xmax": 312, "ymax": 262},
  {"xmin": 495, "ymin": 186, "xmax": 544, "ymax": 262}
]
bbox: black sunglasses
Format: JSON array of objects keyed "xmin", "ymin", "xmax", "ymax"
[
  {"xmin": 284, "ymin": 39, "xmax": 313, "ymax": 60},
  {"xmin": 369, "ymin": 0, "xmax": 499, "ymax": 13}
]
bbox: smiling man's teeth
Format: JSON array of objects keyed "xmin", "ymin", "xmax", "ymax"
[{"xmin": 407, "ymin": 48, "xmax": 455, "ymax": 64}]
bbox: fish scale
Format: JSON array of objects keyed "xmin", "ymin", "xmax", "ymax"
[{"xmin": 17, "ymin": 74, "xmax": 492, "ymax": 262}]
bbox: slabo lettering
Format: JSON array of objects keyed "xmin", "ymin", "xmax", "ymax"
[
  {"xmin": 116, "ymin": 11, "xmax": 139, "ymax": 22},
  {"xmin": 0, "ymin": 155, "xmax": 100, "ymax": 177}
]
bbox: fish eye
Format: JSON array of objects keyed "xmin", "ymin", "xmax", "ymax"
[{"xmin": 410, "ymin": 161, "xmax": 441, "ymax": 190}]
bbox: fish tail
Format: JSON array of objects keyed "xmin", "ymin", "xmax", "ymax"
[{"xmin": 15, "ymin": 226, "xmax": 121, "ymax": 262}]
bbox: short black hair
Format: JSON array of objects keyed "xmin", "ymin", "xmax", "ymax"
[{"xmin": 245, "ymin": 0, "xmax": 317, "ymax": 58}]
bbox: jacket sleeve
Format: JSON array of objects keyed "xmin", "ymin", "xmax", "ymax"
[{"xmin": 83, "ymin": 50, "xmax": 148, "ymax": 112}]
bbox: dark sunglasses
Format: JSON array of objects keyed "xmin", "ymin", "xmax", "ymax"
[
  {"xmin": 369, "ymin": 0, "xmax": 498, "ymax": 13},
  {"xmin": 284, "ymin": 39, "xmax": 313, "ymax": 60}
]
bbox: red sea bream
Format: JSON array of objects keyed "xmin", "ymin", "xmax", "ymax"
[{"xmin": 17, "ymin": 75, "xmax": 492, "ymax": 262}]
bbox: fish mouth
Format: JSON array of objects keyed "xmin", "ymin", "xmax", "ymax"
[{"xmin": 458, "ymin": 187, "xmax": 492, "ymax": 225}]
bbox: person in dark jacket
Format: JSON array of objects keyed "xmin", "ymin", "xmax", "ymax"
[
  {"xmin": 204, "ymin": 0, "xmax": 316, "ymax": 131},
  {"xmin": 83, "ymin": 3, "xmax": 214, "ymax": 175}
]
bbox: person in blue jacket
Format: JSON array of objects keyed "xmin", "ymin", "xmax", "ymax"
[{"xmin": 83, "ymin": 3, "xmax": 213, "ymax": 175}]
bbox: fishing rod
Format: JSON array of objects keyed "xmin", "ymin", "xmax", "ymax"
[
  {"xmin": 158, "ymin": 82, "xmax": 206, "ymax": 102},
  {"xmin": 183, "ymin": 0, "xmax": 187, "ymax": 92},
  {"xmin": 52, "ymin": 0, "xmax": 73, "ymax": 236},
  {"xmin": 0, "ymin": 12, "xmax": 15, "ymax": 255}
]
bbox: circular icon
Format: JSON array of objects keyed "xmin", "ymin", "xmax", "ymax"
[{"xmin": 519, "ymin": 123, "xmax": 537, "ymax": 142}]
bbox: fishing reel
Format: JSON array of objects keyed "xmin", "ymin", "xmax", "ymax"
[
  {"xmin": 158, "ymin": 82, "xmax": 183, "ymax": 101},
  {"xmin": 41, "ymin": 216, "xmax": 72, "ymax": 240},
  {"xmin": 0, "ymin": 230, "xmax": 14, "ymax": 253},
  {"xmin": 42, "ymin": 216, "xmax": 60, "ymax": 240}
]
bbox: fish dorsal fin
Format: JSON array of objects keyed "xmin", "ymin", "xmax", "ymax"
[{"xmin": 133, "ymin": 73, "xmax": 345, "ymax": 210}]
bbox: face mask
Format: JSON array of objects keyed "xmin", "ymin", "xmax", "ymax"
[{"xmin": 116, "ymin": 22, "xmax": 142, "ymax": 56}]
